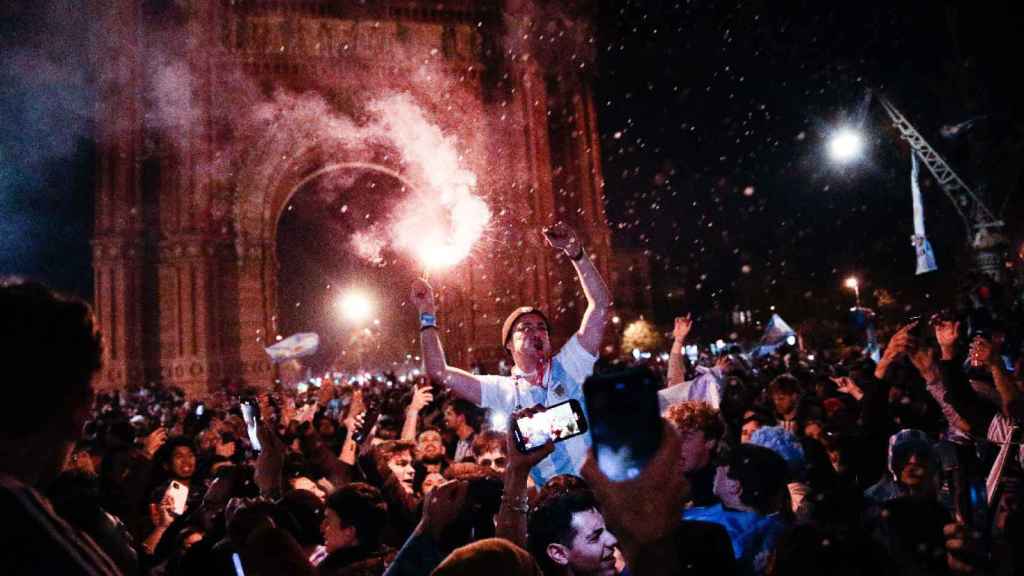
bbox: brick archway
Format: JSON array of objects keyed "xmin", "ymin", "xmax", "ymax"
[{"xmin": 91, "ymin": 1, "xmax": 613, "ymax": 396}]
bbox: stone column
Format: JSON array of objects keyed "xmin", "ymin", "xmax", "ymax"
[
  {"xmin": 233, "ymin": 240, "xmax": 277, "ymax": 389},
  {"xmin": 154, "ymin": 236, "xmax": 226, "ymax": 396},
  {"xmin": 92, "ymin": 237, "xmax": 146, "ymax": 390}
]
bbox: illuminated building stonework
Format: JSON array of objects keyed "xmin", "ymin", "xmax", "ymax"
[{"xmin": 92, "ymin": 1, "xmax": 611, "ymax": 395}]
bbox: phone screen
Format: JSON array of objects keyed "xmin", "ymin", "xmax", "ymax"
[
  {"xmin": 584, "ymin": 367, "xmax": 662, "ymax": 481},
  {"xmin": 240, "ymin": 400, "xmax": 262, "ymax": 452},
  {"xmin": 513, "ymin": 399, "xmax": 586, "ymax": 452}
]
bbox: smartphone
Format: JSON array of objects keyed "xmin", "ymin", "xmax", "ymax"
[
  {"xmin": 165, "ymin": 480, "xmax": 189, "ymax": 516},
  {"xmin": 239, "ymin": 399, "xmax": 262, "ymax": 452},
  {"xmin": 352, "ymin": 396, "xmax": 380, "ymax": 444},
  {"xmin": 511, "ymin": 399, "xmax": 588, "ymax": 453},
  {"xmin": 583, "ymin": 367, "xmax": 662, "ymax": 481}
]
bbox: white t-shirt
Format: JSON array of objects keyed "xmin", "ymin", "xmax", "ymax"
[{"xmin": 477, "ymin": 335, "xmax": 597, "ymax": 485}]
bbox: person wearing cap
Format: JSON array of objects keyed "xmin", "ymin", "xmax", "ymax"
[{"xmin": 410, "ymin": 221, "xmax": 612, "ymax": 485}]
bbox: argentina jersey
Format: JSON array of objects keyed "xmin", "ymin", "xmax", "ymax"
[{"xmin": 478, "ymin": 335, "xmax": 597, "ymax": 486}]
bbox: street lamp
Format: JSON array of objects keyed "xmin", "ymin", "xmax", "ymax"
[
  {"xmin": 844, "ymin": 276, "xmax": 861, "ymax": 308},
  {"xmin": 336, "ymin": 289, "xmax": 374, "ymax": 325},
  {"xmin": 827, "ymin": 127, "xmax": 865, "ymax": 164}
]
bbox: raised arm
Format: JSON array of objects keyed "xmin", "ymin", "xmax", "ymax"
[
  {"xmin": 666, "ymin": 315, "xmax": 692, "ymax": 386},
  {"xmin": 936, "ymin": 320, "xmax": 996, "ymax": 433},
  {"xmin": 410, "ymin": 279, "xmax": 483, "ymax": 405},
  {"xmin": 970, "ymin": 336, "xmax": 1019, "ymax": 419},
  {"xmin": 542, "ymin": 222, "xmax": 613, "ymax": 356},
  {"xmin": 400, "ymin": 384, "xmax": 433, "ymax": 442},
  {"xmin": 496, "ymin": 407, "xmax": 554, "ymax": 548}
]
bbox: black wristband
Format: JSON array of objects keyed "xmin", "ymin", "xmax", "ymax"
[
  {"xmin": 569, "ymin": 247, "xmax": 585, "ymax": 261},
  {"xmin": 420, "ymin": 325, "xmax": 438, "ymax": 332}
]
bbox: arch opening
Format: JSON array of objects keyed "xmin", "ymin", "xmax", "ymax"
[{"xmin": 275, "ymin": 164, "xmax": 421, "ymax": 377}]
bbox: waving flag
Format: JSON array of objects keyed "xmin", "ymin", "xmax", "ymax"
[
  {"xmin": 940, "ymin": 116, "xmax": 985, "ymax": 139},
  {"xmin": 910, "ymin": 152, "xmax": 938, "ymax": 275},
  {"xmin": 761, "ymin": 313, "xmax": 795, "ymax": 345},
  {"xmin": 751, "ymin": 314, "xmax": 796, "ymax": 357},
  {"xmin": 265, "ymin": 332, "xmax": 320, "ymax": 363}
]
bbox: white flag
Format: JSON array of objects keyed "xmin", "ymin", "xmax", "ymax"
[
  {"xmin": 911, "ymin": 152, "xmax": 938, "ymax": 275},
  {"xmin": 265, "ymin": 332, "xmax": 320, "ymax": 363}
]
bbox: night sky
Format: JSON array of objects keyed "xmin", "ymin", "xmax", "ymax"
[
  {"xmin": 592, "ymin": 0, "xmax": 1022, "ymax": 333},
  {"xmin": 1, "ymin": 1, "xmax": 1020, "ymax": 336}
]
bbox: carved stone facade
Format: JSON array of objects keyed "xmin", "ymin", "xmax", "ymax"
[{"xmin": 93, "ymin": 0, "xmax": 612, "ymax": 396}]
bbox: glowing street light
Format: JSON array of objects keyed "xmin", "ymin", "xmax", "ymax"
[
  {"xmin": 844, "ymin": 276, "xmax": 861, "ymax": 308},
  {"xmin": 827, "ymin": 128, "xmax": 865, "ymax": 164},
  {"xmin": 336, "ymin": 290, "xmax": 374, "ymax": 324}
]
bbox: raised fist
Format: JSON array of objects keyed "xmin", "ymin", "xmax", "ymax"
[
  {"xmin": 410, "ymin": 278, "xmax": 436, "ymax": 314},
  {"xmin": 542, "ymin": 221, "xmax": 581, "ymax": 256}
]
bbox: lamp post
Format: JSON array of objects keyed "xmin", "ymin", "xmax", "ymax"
[{"xmin": 844, "ymin": 276, "xmax": 861, "ymax": 308}]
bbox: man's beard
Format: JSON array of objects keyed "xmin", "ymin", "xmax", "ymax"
[{"xmin": 421, "ymin": 453, "xmax": 446, "ymax": 466}]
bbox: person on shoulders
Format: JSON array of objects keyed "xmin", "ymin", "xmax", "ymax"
[{"xmin": 410, "ymin": 222, "xmax": 612, "ymax": 485}]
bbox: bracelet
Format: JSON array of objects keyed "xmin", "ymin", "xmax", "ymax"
[
  {"xmin": 420, "ymin": 325, "xmax": 437, "ymax": 332},
  {"xmin": 501, "ymin": 494, "xmax": 530, "ymax": 514},
  {"xmin": 568, "ymin": 247, "xmax": 585, "ymax": 261},
  {"xmin": 419, "ymin": 312, "xmax": 437, "ymax": 329}
]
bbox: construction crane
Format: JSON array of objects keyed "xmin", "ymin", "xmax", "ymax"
[{"xmin": 877, "ymin": 95, "xmax": 1007, "ymax": 280}]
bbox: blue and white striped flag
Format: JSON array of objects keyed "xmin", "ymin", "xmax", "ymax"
[
  {"xmin": 265, "ymin": 332, "xmax": 320, "ymax": 363},
  {"xmin": 910, "ymin": 152, "xmax": 938, "ymax": 275}
]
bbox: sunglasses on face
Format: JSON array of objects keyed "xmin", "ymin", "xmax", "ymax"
[{"xmin": 479, "ymin": 457, "xmax": 507, "ymax": 468}]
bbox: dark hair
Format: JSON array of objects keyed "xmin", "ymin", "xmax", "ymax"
[
  {"xmin": 769, "ymin": 374, "xmax": 801, "ymax": 396},
  {"xmin": 278, "ymin": 489, "xmax": 325, "ymax": 548},
  {"xmin": 325, "ymin": 483, "xmax": 388, "ymax": 549},
  {"xmin": 156, "ymin": 436, "xmax": 197, "ymax": 466},
  {"xmin": 443, "ymin": 398, "xmax": 481, "ymax": 430},
  {"xmin": 724, "ymin": 444, "xmax": 788, "ymax": 515},
  {"xmin": 0, "ymin": 280, "xmax": 102, "ymax": 437},
  {"xmin": 535, "ymin": 475, "xmax": 590, "ymax": 509},
  {"xmin": 527, "ymin": 490, "xmax": 600, "ymax": 574},
  {"xmin": 376, "ymin": 439, "xmax": 416, "ymax": 463}
]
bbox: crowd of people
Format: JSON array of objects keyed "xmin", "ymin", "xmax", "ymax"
[{"xmin": 2, "ymin": 222, "xmax": 1022, "ymax": 575}]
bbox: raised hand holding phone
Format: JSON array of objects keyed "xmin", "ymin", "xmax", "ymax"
[
  {"xmin": 408, "ymin": 384, "xmax": 433, "ymax": 414},
  {"xmin": 510, "ymin": 399, "xmax": 587, "ymax": 453},
  {"xmin": 165, "ymin": 480, "xmax": 189, "ymax": 516},
  {"xmin": 583, "ymin": 367, "xmax": 662, "ymax": 481},
  {"xmin": 240, "ymin": 398, "xmax": 262, "ymax": 452}
]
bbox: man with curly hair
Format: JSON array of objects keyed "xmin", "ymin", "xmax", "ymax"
[{"xmin": 665, "ymin": 401, "xmax": 725, "ymax": 507}]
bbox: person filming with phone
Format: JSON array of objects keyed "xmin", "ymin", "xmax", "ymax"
[{"xmin": 411, "ymin": 221, "xmax": 612, "ymax": 485}]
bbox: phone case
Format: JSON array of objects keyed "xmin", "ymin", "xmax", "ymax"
[{"xmin": 166, "ymin": 481, "xmax": 189, "ymax": 515}]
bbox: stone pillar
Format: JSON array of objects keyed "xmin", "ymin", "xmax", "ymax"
[
  {"xmin": 234, "ymin": 240, "xmax": 277, "ymax": 388},
  {"xmin": 154, "ymin": 237, "xmax": 224, "ymax": 396},
  {"xmin": 92, "ymin": 237, "xmax": 145, "ymax": 390}
]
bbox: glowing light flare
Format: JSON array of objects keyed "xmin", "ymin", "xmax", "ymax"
[
  {"xmin": 827, "ymin": 128, "xmax": 865, "ymax": 163},
  {"xmin": 336, "ymin": 290, "xmax": 375, "ymax": 324},
  {"xmin": 844, "ymin": 276, "xmax": 859, "ymax": 290}
]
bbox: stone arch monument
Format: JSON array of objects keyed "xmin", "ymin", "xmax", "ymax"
[{"xmin": 92, "ymin": 0, "xmax": 611, "ymax": 396}]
